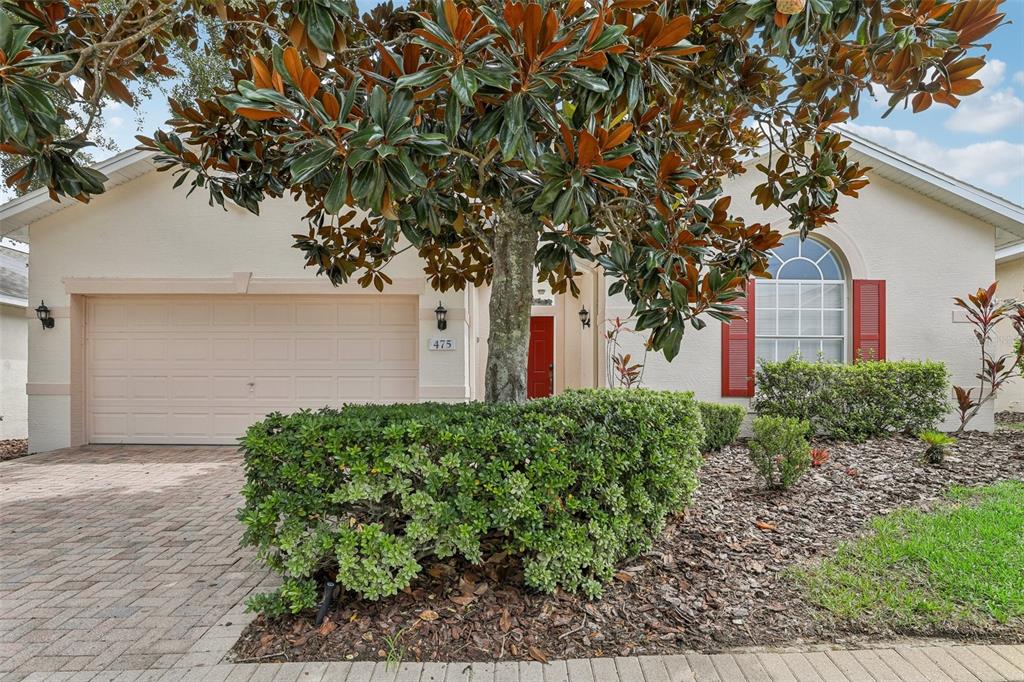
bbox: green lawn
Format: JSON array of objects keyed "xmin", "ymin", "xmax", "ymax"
[{"xmin": 797, "ymin": 481, "xmax": 1024, "ymax": 629}]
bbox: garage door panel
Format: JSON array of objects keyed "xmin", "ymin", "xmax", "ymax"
[
  {"xmin": 90, "ymin": 338, "xmax": 128, "ymax": 362},
  {"xmin": 253, "ymin": 338, "xmax": 293, "ymax": 361},
  {"xmin": 86, "ymin": 294, "xmax": 419, "ymax": 444},
  {"xmin": 130, "ymin": 339, "xmax": 167, "ymax": 361},
  {"xmin": 131, "ymin": 376, "xmax": 168, "ymax": 399},
  {"xmin": 167, "ymin": 338, "xmax": 211, "ymax": 361},
  {"xmin": 296, "ymin": 302, "xmax": 338, "ymax": 326},
  {"xmin": 253, "ymin": 301, "xmax": 294, "ymax": 325},
  {"xmin": 91, "ymin": 375, "xmax": 128, "ymax": 400},
  {"xmin": 209, "ymin": 301, "xmax": 250, "ymax": 326},
  {"xmin": 170, "ymin": 376, "xmax": 209, "ymax": 399},
  {"xmin": 296, "ymin": 338, "xmax": 335, "ymax": 360},
  {"xmin": 212, "ymin": 337, "xmax": 251, "ymax": 361},
  {"xmin": 126, "ymin": 303, "xmax": 169, "ymax": 327}
]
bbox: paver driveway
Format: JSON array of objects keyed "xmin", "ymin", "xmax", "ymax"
[{"xmin": 0, "ymin": 445, "xmax": 272, "ymax": 676}]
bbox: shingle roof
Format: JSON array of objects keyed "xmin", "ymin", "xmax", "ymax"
[{"xmin": 0, "ymin": 244, "xmax": 28, "ymax": 306}]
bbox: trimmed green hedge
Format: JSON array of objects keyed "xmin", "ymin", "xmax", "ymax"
[
  {"xmin": 753, "ymin": 358, "xmax": 948, "ymax": 442},
  {"xmin": 697, "ymin": 401, "xmax": 745, "ymax": 452},
  {"xmin": 238, "ymin": 389, "xmax": 704, "ymax": 614}
]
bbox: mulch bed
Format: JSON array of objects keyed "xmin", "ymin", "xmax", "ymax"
[
  {"xmin": 0, "ymin": 439, "xmax": 28, "ymax": 462},
  {"xmin": 232, "ymin": 430, "xmax": 1024, "ymax": 664}
]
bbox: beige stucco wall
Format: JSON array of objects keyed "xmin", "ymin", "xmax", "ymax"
[
  {"xmin": 1, "ymin": 302, "xmax": 28, "ymax": 439},
  {"xmin": 27, "ymin": 169, "xmax": 473, "ymax": 453},
  {"xmin": 995, "ymin": 256, "xmax": 1024, "ymax": 413},
  {"xmin": 608, "ymin": 169, "xmax": 998, "ymax": 432}
]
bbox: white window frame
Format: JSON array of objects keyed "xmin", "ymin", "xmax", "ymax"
[{"xmin": 755, "ymin": 237, "xmax": 848, "ymax": 365}]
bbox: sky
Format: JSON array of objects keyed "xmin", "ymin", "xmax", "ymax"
[{"xmin": 92, "ymin": 2, "xmax": 1024, "ymax": 207}]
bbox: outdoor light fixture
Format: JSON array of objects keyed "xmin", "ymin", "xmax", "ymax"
[
  {"xmin": 435, "ymin": 303, "xmax": 448, "ymax": 331},
  {"xmin": 578, "ymin": 305, "xmax": 591, "ymax": 329},
  {"xmin": 35, "ymin": 301, "xmax": 54, "ymax": 329}
]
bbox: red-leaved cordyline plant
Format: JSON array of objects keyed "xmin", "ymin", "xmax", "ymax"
[
  {"xmin": 952, "ymin": 282, "xmax": 1024, "ymax": 434},
  {"xmin": 605, "ymin": 317, "xmax": 648, "ymax": 389}
]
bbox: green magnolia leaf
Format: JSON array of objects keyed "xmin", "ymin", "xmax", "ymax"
[
  {"xmin": 450, "ymin": 67, "xmax": 478, "ymax": 107},
  {"xmin": 0, "ymin": 90, "xmax": 29, "ymax": 141},
  {"xmin": 290, "ymin": 145, "xmax": 336, "ymax": 184},
  {"xmin": 324, "ymin": 171, "xmax": 349, "ymax": 214}
]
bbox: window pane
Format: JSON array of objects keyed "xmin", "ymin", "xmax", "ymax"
[
  {"xmin": 823, "ymin": 283, "xmax": 844, "ymax": 308},
  {"xmin": 778, "ymin": 258, "xmax": 821, "ymax": 280},
  {"xmin": 819, "ymin": 253, "xmax": 842, "ymax": 280},
  {"xmin": 822, "ymin": 339, "xmax": 843, "ymax": 362},
  {"xmin": 774, "ymin": 235, "xmax": 799, "ymax": 262},
  {"xmin": 778, "ymin": 309, "xmax": 799, "ymax": 335},
  {"xmin": 823, "ymin": 309, "xmax": 843, "ymax": 335},
  {"xmin": 800, "ymin": 310, "xmax": 822, "ymax": 335},
  {"xmin": 778, "ymin": 283, "xmax": 799, "ymax": 307},
  {"xmin": 777, "ymin": 339, "xmax": 798, "ymax": 360},
  {"xmin": 801, "ymin": 283, "xmax": 822, "ymax": 308},
  {"xmin": 756, "ymin": 307, "xmax": 777, "ymax": 335},
  {"xmin": 799, "ymin": 339, "xmax": 822, "ymax": 359},
  {"xmin": 801, "ymin": 238, "xmax": 828, "ymax": 261},
  {"xmin": 758, "ymin": 282, "xmax": 776, "ymax": 307},
  {"xmin": 756, "ymin": 339, "xmax": 775, "ymax": 363}
]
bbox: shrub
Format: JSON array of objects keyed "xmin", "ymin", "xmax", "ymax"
[
  {"xmin": 753, "ymin": 357, "xmax": 948, "ymax": 442},
  {"xmin": 919, "ymin": 430, "xmax": 956, "ymax": 464},
  {"xmin": 697, "ymin": 401, "xmax": 745, "ymax": 452},
  {"xmin": 238, "ymin": 389, "xmax": 704, "ymax": 614},
  {"xmin": 748, "ymin": 416, "xmax": 812, "ymax": 490}
]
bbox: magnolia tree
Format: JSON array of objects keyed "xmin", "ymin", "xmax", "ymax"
[{"xmin": 3, "ymin": 0, "xmax": 1005, "ymax": 403}]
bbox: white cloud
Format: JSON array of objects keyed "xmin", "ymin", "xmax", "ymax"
[
  {"xmin": 945, "ymin": 88, "xmax": 1024, "ymax": 134},
  {"xmin": 109, "ymin": 116, "xmax": 125, "ymax": 128},
  {"xmin": 939, "ymin": 60, "xmax": 1024, "ymax": 135},
  {"xmin": 977, "ymin": 59, "xmax": 1007, "ymax": 88},
  {"xmin": 843, "ymin": 123, "xmax": 1024, "ymax": 200}
]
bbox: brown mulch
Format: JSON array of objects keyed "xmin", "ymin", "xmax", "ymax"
[
  {"xmin": 0, "ymin": 439, "xmax": 28, "ymax": 462},
  {"xmin": 996, "ymin": 410, "xmax": 1024, "ymax": 425},
  {"xmin": 232, "ymin": 430, "xmax": 1024, "ymax": 664}
]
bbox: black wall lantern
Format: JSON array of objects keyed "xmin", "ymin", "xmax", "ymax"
[
  {"xmin": 35, "ymin": 301, "xmax": 54, "ymax": 329},
  {"xmin": 578, "ymin": 305, "xmax": 591, "ymax": 329},
  {"xmin": 434, "ymin": 303, "xmax": 448, "ymax": 331}
]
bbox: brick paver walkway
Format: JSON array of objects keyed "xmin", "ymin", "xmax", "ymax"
[
  {"xmin": 2, "ymin": 446, "xmax": 1022, "ymax": 681},
  {"xmin": 0, "ymin": 446, "xmax": 271, "ymax": 676}
]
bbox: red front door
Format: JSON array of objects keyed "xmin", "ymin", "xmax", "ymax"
[{"xmin": 527, "ymin": 316, "xmax": 554, "ymax": 398}]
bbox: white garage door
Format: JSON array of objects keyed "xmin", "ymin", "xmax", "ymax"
[{"xmin": 86, "ymin": 295, "xmax": 419, "ymax": 444}]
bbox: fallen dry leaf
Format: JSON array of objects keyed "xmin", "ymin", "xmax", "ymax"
[
  {"xmin": 450, "ymin": 595, "xmax": 476, "ymax": 606},
  {"xmin": 754, "ymin": 520, "xmax": 777, "ymax": 531},
  {"xmin": 418, "ymin": 610, "xmax": 439, "ymax": 622},
  {"xmin": 528, "ymin": 646, "xmax": 549, "ymax": 664},
  {"xmin": 613, "ymin": 571, "xmax": 634, "ymax": 583},
  {"xmin": 318, "ymin": 618, "xmax": 337, "ymax": 637}
]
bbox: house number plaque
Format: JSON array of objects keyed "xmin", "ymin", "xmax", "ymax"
[{"xmin": 428, "ymin": 338, "xmax": 455, "ymax": 351}]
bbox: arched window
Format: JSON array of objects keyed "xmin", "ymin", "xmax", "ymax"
[{"xmin": 755, "ymin": 235, "xmax": 846, "ymax": 363}]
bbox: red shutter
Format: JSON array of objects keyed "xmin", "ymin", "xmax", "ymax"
[
  {"xmin": 853, "ymin": 279, "xmax": 886, "ymax": 362},
  {"xmin": 721, "ymin": 279, "xmax": 755, "ymax": 397}
]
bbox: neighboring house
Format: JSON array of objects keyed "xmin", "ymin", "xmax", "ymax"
[
  {"xmin": 1, "ymin": 131, "xmax": 1022, "ymax": 453},
  {"xmin": 995, "ymin": 243, "xmax": 1024, "ymax": 413},
  {"xmin": 0, "ymin": 238, "xmax": 28, "ymax": 440}
]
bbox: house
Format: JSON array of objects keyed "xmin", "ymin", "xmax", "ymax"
[
  {"xmin": 0, "ymin": 238, "xmax": 28, "ymax": 441},
  {"xmin": 996, "ymin": 241, "xmax": 1024, "ymax": 413},
  {"xmin": 1, "ymin": 131, "xmax": 1021, "ymax": 453}
]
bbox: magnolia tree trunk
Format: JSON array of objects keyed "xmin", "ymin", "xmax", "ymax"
[{"xmin": 484, "ymin": 205, "xmax": 538, "ymax": 404}]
